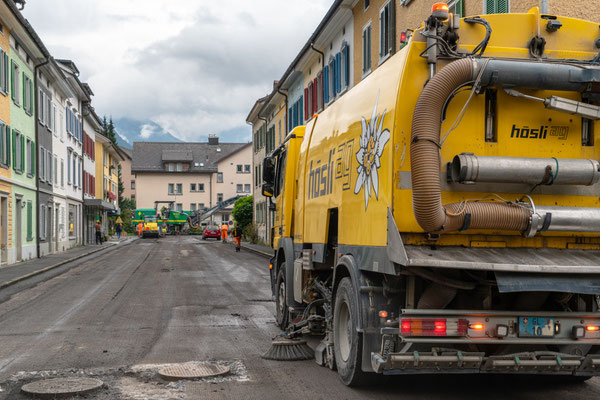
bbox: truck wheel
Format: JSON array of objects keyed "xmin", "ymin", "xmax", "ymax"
[
  {"xmin": 275, "ymin": 268, "xmax": 289, "ymax": 329},
  {"xmin": 334, "ymin": 277, "xmax": 369, "ymax": 386}
]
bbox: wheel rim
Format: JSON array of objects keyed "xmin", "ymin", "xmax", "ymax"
[
  {"xmin": 277, "ymin": 280, "xmax": 285, "ymax": 321},
  {"xmin": 337, "ymin": 300, "xmax": 351, "ymax": 362}
]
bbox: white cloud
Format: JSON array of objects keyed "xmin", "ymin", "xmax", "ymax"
[
  {"xmin": 117, "ymin": 132, "xmax": 130, "ymax": 143},
  {"xmin": 139, "ymin": 124, "xmax": 155, "ymax": 139},
  {"xmin": 22, "ymin": 0, "xmax": 332, "ymax": 141}
]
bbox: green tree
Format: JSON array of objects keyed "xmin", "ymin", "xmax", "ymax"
[
  {"xmin": 102, "ymin": 115, "xmax": 118, "ymax": 145},
  {"xmin": 232, "ymin": 195, "xmax": 253, "ymax": 230},
  {"xmin": 117, "ymin": 165, "xmax": 124, "ymax": 206}
]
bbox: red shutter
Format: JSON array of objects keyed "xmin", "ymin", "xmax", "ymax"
[
  {"xmin": 304, "ymin": 88, "xmax": 309, "ymax": 121},
  {"xmin": 313, "ymin": 78, "xmax": 318, "ymax": 114}
]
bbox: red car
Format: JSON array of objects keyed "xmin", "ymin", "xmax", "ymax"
[{"xmin": 202, "ymin": 226, "xmax": 221, "ymax": 240}]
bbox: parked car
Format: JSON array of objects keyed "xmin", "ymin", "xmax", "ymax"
[{"xmin": 202, "ymin": 226, "xmax": 221, "ymax": 240}]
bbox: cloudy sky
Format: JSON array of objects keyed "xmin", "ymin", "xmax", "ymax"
[{"xmin": 22, "ymin": 0, "xmax": 332, "ymax": 143}]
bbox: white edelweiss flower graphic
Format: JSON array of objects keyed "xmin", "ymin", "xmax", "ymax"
[{"xmin": 354, "ymin": 94, "xmax": 390, "ymax": 210}]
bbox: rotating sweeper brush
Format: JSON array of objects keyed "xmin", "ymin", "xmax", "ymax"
[{"xmin": 262, "ymin": 337, "xmax": 314, "ymax": 361}]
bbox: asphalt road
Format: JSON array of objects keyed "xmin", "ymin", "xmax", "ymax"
[{"xmin": 0, "ymin": 237, "xmax": 598, "ymax": 399}]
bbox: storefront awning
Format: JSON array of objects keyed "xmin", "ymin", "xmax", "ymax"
[{"xmin": 83, "ymin": 199, "xmax": 116, "ymax": 211}]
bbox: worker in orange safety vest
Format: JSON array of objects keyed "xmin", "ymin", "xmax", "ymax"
[{"xmin": 221, "ymin": 222, "xmax": 228, "ymax": 243}]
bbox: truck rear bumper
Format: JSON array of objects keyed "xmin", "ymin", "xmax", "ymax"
[
  {"xmin": 370, "ymin": 308, "xmax": 600, "ymax": 375},
  {"xmin": 371, "ymin": 350, "xmax": 600, "ymax": 376}
]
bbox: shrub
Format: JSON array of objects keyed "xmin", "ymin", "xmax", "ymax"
[
  {"xmin": 232, "ymin": 195, "xmax": 253, "ymax": 230},
  {"xmin": 243, "ymin": 223, "xmax": 259, "ymax": 244}
]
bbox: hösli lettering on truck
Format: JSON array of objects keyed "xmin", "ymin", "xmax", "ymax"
[{"xmin": 262, "ymin": 5, "xmax": 600, "ymax": 386}]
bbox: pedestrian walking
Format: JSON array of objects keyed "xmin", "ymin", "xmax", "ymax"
[
  {"xmin": 221, "ymin": 222, "xmax": 228, "ymax": 243},
  {"xmin": 95, "ymin": 220, "xmax": 103, "ymax": 245},
  {"xmin": 232, "ymin": 222, "xmax": 242, "ymax": 252},
  {"xmin": 137, "ymin": 222, "xmax": 143, "ymax": 237},
  {"xmin": 116, "ymin": 222, "xmax": 122, "ymax": 239}
]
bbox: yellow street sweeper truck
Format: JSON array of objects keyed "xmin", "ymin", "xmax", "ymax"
[{"xmin": 262, "ymin": 5, "xmax": 600, "ymax": 385}]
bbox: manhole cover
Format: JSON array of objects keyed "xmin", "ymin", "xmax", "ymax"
[
  {"xmin": 158, "ymin": 363, "xmax": 230, "ymax": 381},
  {"xmin": 21, "ymin": 377, "xmax": 103, "ymax": 398}
]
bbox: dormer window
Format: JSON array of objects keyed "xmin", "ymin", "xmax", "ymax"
[{"xmin": 164, "ymin": 162, "xmax": 189, "ymax": 172}]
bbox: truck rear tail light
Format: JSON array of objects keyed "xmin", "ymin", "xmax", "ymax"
[
  {"xmin": 586, "ymin": 325, "xmax": 600, "ymax": 332},
  {"xmin": 400, "ymin": 318, "xmax": 467, "ymax": 337},
  {"xmin": 469, "ymin": 323, "xmax": 484, "ymax": 330}
]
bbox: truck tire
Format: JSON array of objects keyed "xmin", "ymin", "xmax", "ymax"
[
  {"xmin": 334, "ymin": 277, "xmax": 370, "ymax": 386},
  {"xmin": 275, "ymin": 268, "xmax": 289, "ymax": 329}
]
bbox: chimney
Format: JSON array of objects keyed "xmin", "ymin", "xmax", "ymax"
[
  {"xmin": 208, "ymin": 134, "xmax": 219, "ymax": 145},
  {"xmin": 273, "ymin": 80, "xmax": 279, "ymax": 90}
]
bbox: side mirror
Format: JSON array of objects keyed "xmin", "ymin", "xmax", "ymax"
[
  {"xmin": 263, "ymin": 157, "xmax": 275, "ymax": 185},
  {"xmin": 262, "ymin": 183, "xmax": 274, "ymax": 198}
]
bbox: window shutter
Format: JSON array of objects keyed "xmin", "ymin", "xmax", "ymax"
[
  {"xmin": 323, "ymin": 66, "xmax": 329, "ymax": 103},
  {"xmin": 5, "ymin": 125, "xmax": 10, "ymax": 167},
  {"xmin": 336, "ymin": 53, "xmax": 342, "ymax": 93},
  {"xmin": 497, "ymin": 0, "xmax": 509, "ymax": 13},
  {"xmin": 11, "ymin": 129, "xmax": 15, "ymax": 170},
  {"xmin": 313, "ymin": 78, "xmax": 318, "ymax": 114},
  {"xmin": 304, "ymin": 88, "xmax": 309, "ymax": 121},
  {"xmin": 485, "ymin": 0, "xmax": 496, "ymax": 13},
  {"xmin": 299, "ymin": 96, "xmax": 303, "ymax": 125},
  {"xmin": 20, "ymin": 134, "xmax": 24, "ymax": 172},
  {"xmin": 31, "ymin": 140, "xmax": 35, "ymax": 177},
  {"xmin": 22, "ymin": 73, "xmax": 25, "ymax": 109},
  {"xmin": 10, "ymin": 60, "xmax": 14, "ymax": 101},
  {"xmin": 27, "ymin": 202, "xmax": 32, "ymax": 239}
]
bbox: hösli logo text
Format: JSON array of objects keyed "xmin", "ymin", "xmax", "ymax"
[{"xmin": 510, "ymin": 125, "xmax": 569, "ymax": 140}]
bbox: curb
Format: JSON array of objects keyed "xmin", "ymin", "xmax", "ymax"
[
  {"xmin": 0, "ymin": 239, "xmax": 135, "ymax": 290},
  {"xmin": 240, "ymin": 243, "xmax": 273, "ymax": 258}
]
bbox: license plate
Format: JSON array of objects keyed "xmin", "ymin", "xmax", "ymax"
[{"xmin": 518, "ymin": 317, "xmax": 555, "ymax": 337}]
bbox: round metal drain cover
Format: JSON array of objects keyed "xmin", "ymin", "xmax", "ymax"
[
  {"xmin": 21, "ymin": 377, "xmax": 103, "ymax": 398},
  {"xmin": 158, "ymin": 363, "xmax": 230, "ymax": 381}
]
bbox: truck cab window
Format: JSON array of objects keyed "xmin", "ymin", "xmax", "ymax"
[{"xmin": 274, "ymin": 150, "xmax": 287, "ymax": 197}]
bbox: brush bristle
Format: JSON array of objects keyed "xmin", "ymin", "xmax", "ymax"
[{"xmin": 262, "ymin": 341, "xmax": 314, "ymax": 361}]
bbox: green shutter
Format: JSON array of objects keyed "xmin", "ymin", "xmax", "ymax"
[
  {"xmin": 5, "ymin": 125, "xmax": 9, "ymax": 167},
  {"xmin": 11, "ymin": 129, "xmax": 15, "ymax": 170},
  {"xmin": 10, "ymin": 60, "xmax": 14, "ymax": 101},
  {"xmin": 455, "ymin": 0, "xmax": 463, "ymax": 17},
  {"xmin": 3, "ymin": 53, "xmax": 6, "ymax": 93},
  {"xmin": 20, "ymin": 134, "xmax": 24, "ymax": 172},
  {"xmin": 22, "ymin": 73, "xmax": 25, "ymax": 109},
  {"xmin": 26, "ymin": 201, "xmax": 32, "ymax": 240},
  {"xmin": 30, "ymin": 140, "xmax": 35, "ymax": 177},
  {"xmin": 497, "ymin": 0, "xmax": 509, "ymax": 13}
]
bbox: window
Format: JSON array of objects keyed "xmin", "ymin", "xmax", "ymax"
[
  {"xmin": 484, "ymin": 0, "xmax": 509, "ymax": 14},
  {"xmin": 39, "ymin": 205, "xmax": 46, "ymax": 240},
  {"xmin": 68, "ymin": 204, "xmax": 75, "ymax": 236},
  {"xmin": 176, "ymin": 162, "xmax": 182, "ymax": 172},
  {"xmin": 244, "ymin": 184, "xmax": 250, "ymax": 193},
  {"xmin": 236, "ymin": 184, "xmax": 243, "ymax": 193},
  {"xmin": 245, "ymin": 164, "xmax": 250, "ymax": 173},
  {"xmin": 23, "ymin": 74, "xmax": 32, "ymax": 115},
  {"xmin": 13, "ymin": 130, "xmax": 22, "ymax": 173},
  {"xmin": 11, "ymin": 60, "xmax": 19, "ymax": 106},
  {"xmin": 217, "ymin": 172, "xmax": 223, "ymax": 183},
  {"xmin": 26, "ymin": 201, "xmax": 32, "ymax": 240},
  {"xmin": 190, "ymin": 183, "xmax": 196, "ymax": 191},
  {"xmin": 190, "ymin": 203, "xmax": 196, "ymax": 211},
  {"xmin": 0, "ymin": 122, "xmax": 9, "ymax": 167},
  {"xmin": 217, "ymin": 193, "xmax": 223, "ymax": 202},
  {"xmin": 167, "ymin": 163, "xmax": 174, "ymax": 172},
  {"xmin": 198, "ymin": 203, "xmax": 205, "ymax": 210},
  {"xmin": 362, "ymin": 23, "xmax": 372, "ymax": 75},
  {"xmin": 237, "ymin": 165, "xmax": 242, "ymax": 173},
  {"xmin": 364, "ymin": 0, "xmax": 370, "ymax": 9},
  {"xmin": 341, "ymin": 43, "xmax": 350, "ymax": 90},
  {"xmin": 26, "ymin": 138, "xmax": 32, "ymax": 177},
  {"xmin": 176, "ymin": 203, "xmax": 182, "ymax": 212},
  {"xmin": 168, "ymin": 183, "xmax": 174, "ymax": 195},
  {"xmin": 448, "ymin": 0, "xmax": 464, "ymax": 17},
  {"xmin": 198, "ymin": 183, "xmax": 205, "ymax": 192},
  {"xmin": 54, "ymin": 155, "xmax": 57, "ymax": 184},
  {"xmin": 61, "ymin": 159, "xmax": 64, "ymax": 187},
  {"xmin": 176, "ymin": 183, "xmax": 182, "ymax": 194},
  {"xmin": 131, "ymin": 180, "xmax": 135, "ymax": 190},
  {"xmin": 379, "ymin": 1, "xmax": 394, "ymax": 60},
  {"xmin": 67, "ymin": 151, "xmax": 71, "ymax": 184}
]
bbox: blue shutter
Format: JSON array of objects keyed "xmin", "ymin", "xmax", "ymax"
[
  {"xmin": 299, "ymin": 96, "xmax": 303, "ymax": 124},
  {"xmin": 323, "ymin": 66, "xmax": 329, "ymax": 103},
  {"xmin": 332, "ymin": 60, "xmax": 337, "ymax": 96},
  {"xmin": 288, "ymin": 107, "xmax": 292, "ymax": 131},
  {"xmin": 345, "ymin": 45, "xmax": 350, "ymax": 87},
  {"xmin": 292, "ymin": 102, "xmax": 297, "ymax": 128},
  {"xmin": 335, "ymin": 53, "xmax": 340, "ymax": 94}
]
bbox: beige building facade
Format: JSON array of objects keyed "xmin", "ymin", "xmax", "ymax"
[
  {"xmin": 132, "ymin": 139, "xmax": 252, "ymax": 225},
  {"xmin": 120, "ymin": 148, "xmax": 134, "ymax": 201}
]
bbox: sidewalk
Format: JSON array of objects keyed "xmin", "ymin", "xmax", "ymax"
[
  {"xmin": 0, "ymin": 236, "xmax": 136, "ymax": 289},
  {"xmin": 239, "ymin": 240, "xmax": 273, "ymax": 257}
]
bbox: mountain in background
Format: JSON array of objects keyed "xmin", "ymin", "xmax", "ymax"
[{"xmin": 112, "ymin": 118, "xmax": 252, "ymax": 149}]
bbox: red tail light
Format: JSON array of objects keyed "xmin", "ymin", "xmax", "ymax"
[
  {"xmin": 400, "ymin": 31, "xmax": 407, "ymax": 43},
  {"xmin": 400, "ymin": 318, "xmax": 468, "ymax": 337}
]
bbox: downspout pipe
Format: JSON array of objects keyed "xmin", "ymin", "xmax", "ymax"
[
  {"xmin": 34, "ymin": 58, "xmax": 50, "ymax": 258},
  {"xmin": 277, "ymin": 89, "xmax": 288, "ymax": 134},
  {"xmin": 410, "ymin": 58, "xmax": 600, "ymax": 235}
]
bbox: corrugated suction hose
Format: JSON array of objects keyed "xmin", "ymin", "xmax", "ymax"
[{"xmin": 410, "ymin": 58, "xmax": 530, "ymax": 234}]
